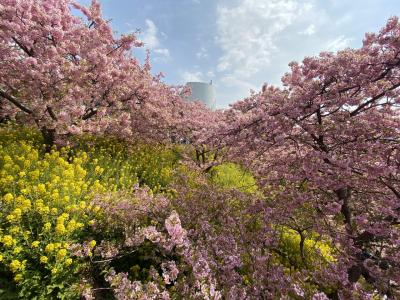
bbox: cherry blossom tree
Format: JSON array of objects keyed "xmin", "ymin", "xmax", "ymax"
[
  {"xmin": 205, "ymin": 17, "xmax": 400, "ymax": 298},
  {"xmin": 0, "ymin": 0, "xmax": 212, "ymax": 146}
]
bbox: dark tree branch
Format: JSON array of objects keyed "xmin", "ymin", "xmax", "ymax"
[
  {"xmin": 0, "ymin": 89, "xmax": 33, "ymax": 114},
  {"xmin": 350, "ymin": 82, "xmax": 400, "ymax": 116},
  {"xmin": 46, "ymin": 106, "xmax": 57, "ymax": 121},
  {"xmin": 380, "ymin": 179, "xmax": 400, "ymax": 199},
  {"xmin": 335, "ymin": 187, "xmax": 352, "ymax": 226},
  {"xmin": 82, "ymin": 108, "xmax": 98, "ymax": 120},
  {"xmin": 11, "ymin": 37, "xmax": 34, "ymax": 56}
]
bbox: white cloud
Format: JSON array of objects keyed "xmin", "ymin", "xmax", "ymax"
[
  {"xmin": 142, "ymin": 19, "xmax": 159, "ymax": 49},
  {"xmin": 154, "ymin": 48, "xmax": 170, "ymax": 58},
  {"xmin": 160, "ymin": 31, "xmax": 168, "ymax": 39},
  {"xmin": 300, "ymin": 24, "xmax": 316, "ymax": 35},
  {"xmin": 216, "ymin": 0, "xmax": 314, "ymax": 79},
  {"xmin": 213, "ymin": 0, "xmax": 317, "ymax": 106},
  {"xmin": 220, "ymin": 75, "xmax": 258, "ymax": 91},
  {"xmin": 141, "ymin": 19, "xmax": 171, "ymax": 62},
  {"xmin": 326, "ymin": 35, "xmax": 352, "ymax": 51},
  {"xmin": 335, "ymin": 13, "xmax": 353, "ymax": 26},
  {"xmin": 196, "ymin": 47, "xmax": 208, "ymax": 59},
  {"xmin": 181, "ymin": 71, "xmax": 204, "ymax": 82},
  {"xmin": 206, "ymin": 70, "xmax": 215, "ymax": 78}
]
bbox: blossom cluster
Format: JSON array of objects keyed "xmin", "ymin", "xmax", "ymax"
[{"xmin": 85, "ymin": 187, "xmax": 222, "ymax": 299}]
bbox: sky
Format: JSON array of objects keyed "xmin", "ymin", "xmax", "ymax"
[{"xmin": 77, "ymin": 0, "xmax": 400, "ymax": 108}]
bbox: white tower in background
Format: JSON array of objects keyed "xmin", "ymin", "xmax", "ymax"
[{"xmin": 184, "ymin": 81, "xmax": 216, "ymax": 110}]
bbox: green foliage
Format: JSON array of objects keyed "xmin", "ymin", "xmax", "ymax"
[
  {"xmin": 275, "ymin": 226, "xmax": 335, "ymax": 271},
  {"xmin": 0, "ymin": 123, "xmax": 43, "ymax": 146},
  {"xmin": 71, "ymin": 135, "xmax": 181, "ymax": 193},
  {"xmin": 210, "ymin": 163, "xmax": 258, "ymax": 193}
]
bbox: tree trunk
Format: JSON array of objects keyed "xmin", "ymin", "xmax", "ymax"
[
  {"xmin": 335, "ymin": 186, "xmax": 352, "ymax": 227},
  {"xmin": 40, "ymin": 127, "xmax": 56, "ymax": 152}
]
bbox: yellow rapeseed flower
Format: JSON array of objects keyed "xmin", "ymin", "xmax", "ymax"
[
  {"xmin": 13, "ymin": 246, "xmax": 22, "ymax": 254},
  {"xmin": 43, "ymin": 222, "xmax": 51, "ymax": 231},
  {"xmin": 39, "ymin": 206, "xmax": 50, "ymax": 215},
  {"xmin": 40, "ymin": 256, "xmax": 48, "ymax": 264},
  {"xmin": 21, "ymin": 199, "xmax": 31, "ymax": 211},
  {"xmin": 9, "ymin": 226, "xmax": 20, "ymax": 234},
  {"xmin": 45, "ymin": 243, "xmax": 55, "ymax": 252},
  {"xmin": 37, "ymin": 183, "xmax": 46, "ymax": 194},
  {"xmin": 6, "ymin": 214, "xmax": 16, "ymax": 222},
  {"xmin": 13, "ymin": 208, "xmax": 22, "ymax": 218},
  {"xmin": 14, "ymin": 274, "xmax": 23, "ymax": 282},
  {"xmin": 67, "ymin": 219, "xmax": 76, "ymax": 232},
  {"xmin": 56, "ymin": 249, "xmax": 67, "ymax": 260},
  {"xmin": 31, "ymin": 241, "xmax": 40, "ymax": 248},
  {"xmin": 9, "ymin": 260, "xmax": 21, "ymax": 272},
  {"xmin": 76, "ymin": 222, "xmax": 84, "ymax": 229},
  {"xmin": 74, "ymin": 186, "xmax": 81, "ymax": 195},
  {"xmin": 88, "ymin": 240, "xmax": 96, "ymax": 249},
  {"xmin": 51, "ymin": 176, "xmax": 60, "ymax": 184},
  {"xmin": 23, "ymin": 159, "xmax": 30, "ymax": 168},
  {"xmin": 29, "ymin": 170, "xmax": 40, "ymax": 180},
  {"xmin": 94, "ymin": 166, "xmax": 103, "ymax": 174},
  {"xmin": 65, "ymin": 258, "xmax": 73, "ymax": 266},
  {"xmin": 3, "ymin": 193, "xmax": 14, "ymax": 203},
  {"xmin": 55, "ymin": 224, "xmax": 66, "ymax": 235},
  {"xmin": 2, "ymin": 235, "xmax": 14, "ymax": 247},
  {"xmin": 7, "ymin": 175, "xmax": 14, "ymax": 182},
  {"xmin": 61, "ymin": 213, "xmax": 69, "ymax": 220},
  {"xmin": 3, "ymin": 155, "xmax": 12, "ymax": 163},
  {"xmin": 51, "ymin": 192, "xmax": 59, "ymax": 200},
  {"xmin": 35, "ymin": 199, "xmax": 44, "ymax": 207}
]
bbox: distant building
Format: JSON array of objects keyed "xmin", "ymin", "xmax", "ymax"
[{"xmin": 184, "ymin": 81, "xmax": 216, "ymax": 110}]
